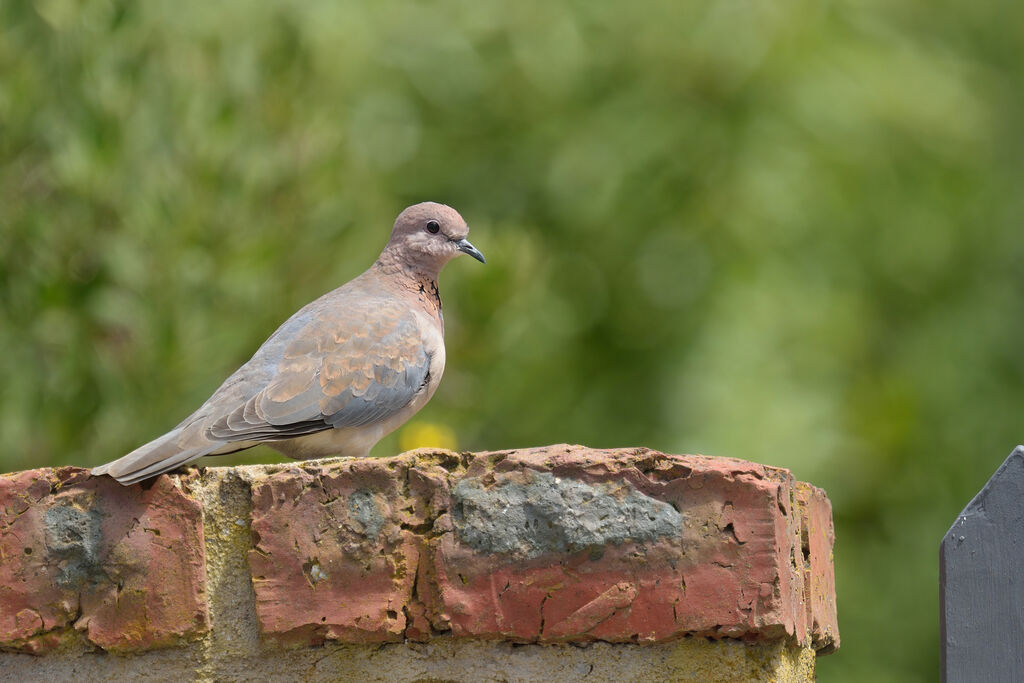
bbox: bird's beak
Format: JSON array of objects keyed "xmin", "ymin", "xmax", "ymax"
[{"xmin": 456, "ymin": 238, "xmax": 486, "ymax": 264}]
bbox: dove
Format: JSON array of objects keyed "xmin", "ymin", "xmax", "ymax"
[{"xmin": 92, "ymin": 201, "xmax": 485, "ymax": 485}]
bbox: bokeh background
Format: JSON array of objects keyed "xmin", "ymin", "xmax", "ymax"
[{"xmin": 2, "ymin": 1, "xmax": 1022, "ymax": 679}]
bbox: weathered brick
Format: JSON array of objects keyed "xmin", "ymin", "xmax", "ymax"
[
  {"xmin": 243, "ymin": 446, "xmax": 838, "ymax": 650},
  {"xmin": 425, "ymin": 446, "xmax": 810, "ymax": 644},
  {"xmin": 0, "ymin": 468, "xmax": 208, "ymax": 653},
  {"xmin": 247, "ymin": 457, "xmax": 432, "ymax": 645},
  {"xmin": 795, "ymin": 482, "xmax": 840, "ymax": 653}
]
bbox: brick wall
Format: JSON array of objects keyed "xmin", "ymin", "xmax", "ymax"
[{"xmin": 0, "ymin": 445, "xmax": 838, "ymax": 682}]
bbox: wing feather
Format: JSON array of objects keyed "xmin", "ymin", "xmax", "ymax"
[{"xmin": 203, "ymin": 294, "xmax": 430, "ymax": 443}]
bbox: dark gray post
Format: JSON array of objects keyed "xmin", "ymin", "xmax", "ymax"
[{"xmin": 941, "ymin": 446, "xmax": 1024, "ymax": 682}]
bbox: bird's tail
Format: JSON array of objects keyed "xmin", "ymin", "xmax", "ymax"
[{"xmin": 91, "ymin": 424, "xmax": 228, "ymax": 486}]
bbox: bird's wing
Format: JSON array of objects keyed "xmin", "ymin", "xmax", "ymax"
[{"xmin": 205, "ymin": 294, "xmax": 431, "ymax": 442}]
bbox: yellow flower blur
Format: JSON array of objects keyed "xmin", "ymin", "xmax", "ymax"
[{"xmin": 398, "ymin": 421, "xmax": 458, "ymax": 453}]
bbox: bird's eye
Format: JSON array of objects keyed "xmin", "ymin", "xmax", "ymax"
[{"xmin": 426, "ymin": 220, "xmax": 440, "ymax": 234}]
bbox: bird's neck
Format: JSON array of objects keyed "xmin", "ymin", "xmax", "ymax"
[
  {"xmin": 375, "ymin": 248, "xmax": 442, "ymax": 283},
  {"xmin": 373, "ymin": 251, "xmax": 443, "ymax": 316}
]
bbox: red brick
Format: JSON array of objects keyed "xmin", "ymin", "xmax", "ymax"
[
  {"xmin": 248, "ymin": 457, "xmax": 428, "ymax": 645},
  {"xmin": 0, "ymin": 468, "xmax": 208, "ymax": 653},
  {"xmin": 796, "ymin": 482, "xmax": 840, "ymax": 653},
  {"xmin": 423, "ymin": 446, "xmax": 814, "ymax": 644}
]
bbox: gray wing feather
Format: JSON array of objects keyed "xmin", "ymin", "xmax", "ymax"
[
  {"xmin": 326, "ymin": 346, "xmax": 429, "ymax": 428},
  {"xmin": 205, "ymin": 297, "xmax": 430, "ymax": 442}
]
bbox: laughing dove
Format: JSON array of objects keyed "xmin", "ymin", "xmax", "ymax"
[{"xmin": 92, "ymin": 202, "xmax": 485, "ymax": 485}]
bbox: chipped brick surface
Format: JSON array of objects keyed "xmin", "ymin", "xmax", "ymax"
[
  {"xmin": 244, "ymin": 446, "xmax": 838, "ymax": 651},
  {"xmin": 795, "ymin": 482, "xmax": 840, "ymax": 653},
  {"xmin": 428, "ymin": 447, "xmax": 806, "ymax": 644},
  {"xmin": 248, "ymin": 457, "xmax": 432, "ymax": 645},
  {"xmin": 0, "ymin": 467, "xmax": 208, "ymax": 653}
]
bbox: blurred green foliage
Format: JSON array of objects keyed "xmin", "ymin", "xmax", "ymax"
[{"xmin": 2, "ymin": 0, "xmax": 1023, "ymax": 679}]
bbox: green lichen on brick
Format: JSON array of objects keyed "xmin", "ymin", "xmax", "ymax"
[
  {"xmin": 44, "ymin": 502, "xmax": 104, "ymax": 589},
  {"xmin": 347, "ymin": 489, "xmax": 385, "ymax": 539},
  {"xmin": 451, "ymin": 470, "xmax": 682, "ymax": 558}
]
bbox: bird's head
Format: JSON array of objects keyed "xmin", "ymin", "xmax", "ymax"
[{"xmin": 383, "ymin": 202, "xmax": 485, "ymax": 274}]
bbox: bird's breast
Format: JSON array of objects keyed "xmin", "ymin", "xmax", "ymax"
[{"xmin": 416, "ymin": 310, "xmax": 446, "ymax": 395}]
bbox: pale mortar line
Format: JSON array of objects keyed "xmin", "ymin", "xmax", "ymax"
[{"xmin": 190, "ymin": 468, "xmax": 263, "ymax": 680}]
